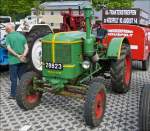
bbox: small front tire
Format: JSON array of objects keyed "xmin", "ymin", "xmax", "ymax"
[
  {"xmin": 84, "ymin": 79, "xmax": 106, "ymax": 127},
  {"xmin": 16, "ymin": 71, "xmax": 42, "ymax": 110}
]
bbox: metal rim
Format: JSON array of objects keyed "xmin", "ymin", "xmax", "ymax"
[
  {"xmin": 26, "ymin": 93, "xmax": 39, "ymax": 104},
  {"xmin": 31, "ymin": 39, "xmax": 42, "ymax": 71},
  {"xmin": 25, "ymin": 79, "xmax": 40, "ymax": 104},
  {"xmin": 124, "ymin": 54, "xmax": 131, "ymax": 86},
  {"xmin": 95, "ymin": 90, "xmax": 105, "ymax": 119}
]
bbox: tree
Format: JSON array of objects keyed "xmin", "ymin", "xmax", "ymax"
[
  {"xmin": 0, "ymin": 0, "xmax": 43, "ymax": 20},
  {"xmin": 92, "ymin": 0, "xmax": 133, "ymax": 10}
]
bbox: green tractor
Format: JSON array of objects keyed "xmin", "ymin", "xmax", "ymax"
[{"xmin": 16, "ymin": 5, "xmax": 132, "ymax": 127}]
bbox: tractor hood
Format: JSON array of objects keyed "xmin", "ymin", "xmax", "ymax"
[
  {"xmin": 41, "ymin": 31, "xmax": 86, "ymax": 44},
  {"xmin": 41, "ymin": 31, "xmax": 95, "ymax": 81},
  {"xmin": 41, "ymin": 31, "xmax": 87, "ymax": 80}
]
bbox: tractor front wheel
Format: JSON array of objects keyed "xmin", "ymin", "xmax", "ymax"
[
  {"xmin": 139, "ymin": 84, "xmax": 150, "ymax": 131},
  {"xmin": 84, "ymin": 79, "xmax": 106, "ymax": 127},
  {"xmin": 16, "ymin": 71, "xmax": 42, "ymax": 110},
  {"xmin": 111, "ymin": 44, "xmax": 132, "ymax": 93}
]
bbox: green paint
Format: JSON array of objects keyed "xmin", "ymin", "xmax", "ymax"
[
  {"xmin": 36, "ymin": 4, "xmax": 128, "ymax": 93},
  {"xmin": 79, "ymin": 66, "xmax": 102, "ymax": 84},
  {"xmin": 42, "ymin": 31, "xmax": 85, "ymax": 82},
  {"xmin": 107, "ymin": 37, "xmax": 124, "ymax": 59},
  {"xmin": 83, "ymin": 5, "xmax": 95, "ymax": 57},
  {"xmin": 84, "ymin": 5, "xmax": 91, "ymax": 39}
]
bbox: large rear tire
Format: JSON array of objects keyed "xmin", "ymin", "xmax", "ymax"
[
  {"xmin": 26, "ymin": 26, "xmax": 51, "ymax": 73},
  {"xmin": 139, "ymin": 84, "xmax": 150, "ymax": 131},
  {"xmin": 16, "ymin": 71, "xmax": 42, "ymax": 110},
  {"xmin": 84, "ymin": 79, "xmax": 106, "ymax": 127},
  {"xmin": 111, "ymin": 44, "xmax": 132, "ymax": 93}
]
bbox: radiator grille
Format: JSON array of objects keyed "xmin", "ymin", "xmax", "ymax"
[
  {"xmin": 42, "ymin": 43, "xmax": 51, "ymax": 62},
  {"xmin": 55, "ymin": 44, "xmax": 71, "ymax": 64},
  {"xmin": 42, "ymin": 43, "xmax": 71, "ymax": 64}
]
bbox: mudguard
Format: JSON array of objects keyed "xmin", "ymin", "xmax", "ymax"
[{"xmin": 106, "ymin": 37, "xmax": 129, "ymax": 59}]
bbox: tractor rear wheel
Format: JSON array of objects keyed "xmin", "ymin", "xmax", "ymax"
[
  {"xmin": 142, "ymin": 55, "xmax": 149, "ymax": 71},
  {"xmin": 84, "ymin": 79, "xmax": 106, "ymax": 127},
  {"xmin": 26, "ymin": 26, "xmax": 51, "ymax": 73},
  {"xmin": 139, "ymin": 84, "xmax": 150, "ymax": 131},
  {"xmin": 111, "ymin": 44, "xmax": 132, "ymax": 93},
  {"xmin": 16, "ymin": 71, "xmax": 42, "ymax": 110}
]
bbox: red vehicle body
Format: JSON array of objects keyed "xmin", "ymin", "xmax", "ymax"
[
  {"xmin": 102, "ymin": 24, "xmax": 150, "ymax": 69},
  {"xmin": 60, "ymin": 9, "xmax": 85, "ymax": 32}
]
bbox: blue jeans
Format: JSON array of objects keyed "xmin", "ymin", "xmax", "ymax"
[{"xmin": 9, "ymin": 63, "xmax": 26, "ymax": 97}]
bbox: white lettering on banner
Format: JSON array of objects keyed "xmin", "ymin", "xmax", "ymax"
[
  {"xmin": 130, "ymin": 45, "xmax": 138, "ymax": 50},
  {"xmin": 103, "ymin": 9, "xmax": 149, "ymax": 25},
  {"xmin": 104, "ymin": 18, "xmax": 138, "ymax": 24},
  {"xmin": 105, "ymin": 10, "xmax": 137, "ymax": 16},
  {"xmin": 107, "ymin": 29, "xmax": 133, "ymax": 37},
  {"xmin": 104, "ymin": 18, "xmax": 119, "ymax": 23}
]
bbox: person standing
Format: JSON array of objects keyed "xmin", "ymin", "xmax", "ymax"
[{"xmin": 5, "ymin": 23, "xmax": 29, "ymax": 99}]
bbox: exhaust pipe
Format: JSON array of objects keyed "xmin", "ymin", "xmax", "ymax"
[{"xmin": 83, "ymin": 5, "xmax": 95, "ymax": 57}]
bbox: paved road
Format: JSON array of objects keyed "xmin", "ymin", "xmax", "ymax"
[{"xmin": 0, "ymin": 62, "xmax": 150, "ymax": 131}]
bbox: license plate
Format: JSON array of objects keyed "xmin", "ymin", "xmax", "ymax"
[{"xmin": 45, "ymin": 62, "xmax": 63, "ymax": 70}]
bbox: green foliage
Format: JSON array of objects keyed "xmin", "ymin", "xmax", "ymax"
[
  {"xmin": 0, "ymin": 0, "xmax": 49, "ymax": 20},
  {"xmin": 92, "ymin": 0, "xmax": 133, "ymax": 10}
]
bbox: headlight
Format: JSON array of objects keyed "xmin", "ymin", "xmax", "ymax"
[{"xmin": 82, "ymin": 61, "xmax": 90, "ymax": 69}]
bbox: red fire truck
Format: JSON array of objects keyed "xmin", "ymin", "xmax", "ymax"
[{"xmin": 102, "ymin": 9, "xmax": 150, "ymax": 70}]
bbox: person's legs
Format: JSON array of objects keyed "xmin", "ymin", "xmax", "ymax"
[
  {"xmin": 17, "ymin": 63, "xmax": 26, "ymax": 80},
  {"xmin": 9, "ymin": 64, "xmax": 18, "ymax": 97}
]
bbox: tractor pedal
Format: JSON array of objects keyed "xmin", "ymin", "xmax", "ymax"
[{"xmin": 104, "ymin": 73, "xmax": 111, "ymax": 79}]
